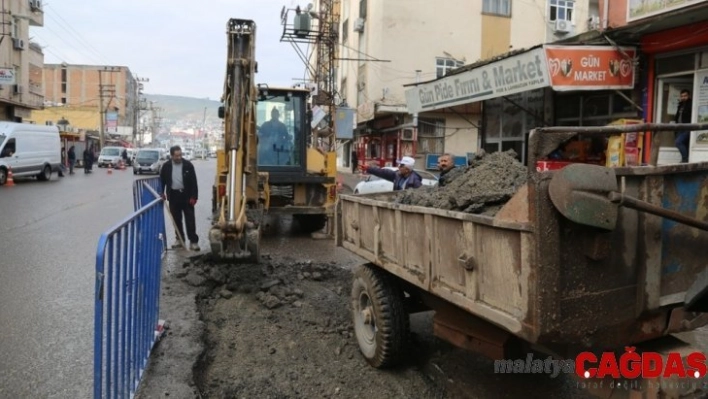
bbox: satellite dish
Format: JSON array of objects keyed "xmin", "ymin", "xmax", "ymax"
[
  {"xmin": 280, "ymin": 6, "xmax": 286, "ymax": 21},
  {"xmin": 306, "ymin": 3, "xmax": 314, "ymax": 11}
]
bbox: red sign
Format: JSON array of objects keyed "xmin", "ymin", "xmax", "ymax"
[
  {"xmin": 576, "ymin": 347, "xmax": 707, "ymax": 380},
  {"xmin": 545, "ymin": 45, "xmax": 636, "ymax": 91}
]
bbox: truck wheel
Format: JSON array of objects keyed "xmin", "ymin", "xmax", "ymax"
[
  {"xmin": 0, "ymin": 168, "xmax": 6, "ymax": 185},
  {"xmin": 352, "ymin": 264, "xmax": 409, "ymax": 368},
  {"xmin": 37, "ymin": 165, "xmax": 51, "ymax": 181}
]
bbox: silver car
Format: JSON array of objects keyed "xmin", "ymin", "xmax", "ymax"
[{"xmin": 133, "ymin": 148, "xmax": 167, "ymax": 175}]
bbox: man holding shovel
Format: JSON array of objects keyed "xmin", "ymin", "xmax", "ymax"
[{"xmin": 160, "ymin": 145, "xmax": 200, "ymax": 251}]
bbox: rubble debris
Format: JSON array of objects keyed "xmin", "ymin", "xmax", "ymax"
[{"xmin": 395, "ymin": 150, "xmax": 528, "ymax": 216}]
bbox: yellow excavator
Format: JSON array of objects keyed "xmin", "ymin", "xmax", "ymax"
[
  {"xmin": 210, "ymin": 19, "xmax": 268, "ymax": 261},
  {"xmin": 211, "ymin": 19, "xmax": 338, "ymax": 261}
]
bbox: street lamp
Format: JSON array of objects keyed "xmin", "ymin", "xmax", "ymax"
[{"xmin": 57, "ymin": 117, "xmax": 70, "ymax": 132}]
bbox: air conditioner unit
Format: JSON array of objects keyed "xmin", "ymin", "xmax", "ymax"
[
  {"xmin": 588, "ymin": 15, "xmax": 600, "ymax": 30},
  {"xmin": 14, "ymin": 85, "xmax": 24, "ymax": 94},
  {"xmin": 13, "ymin": 38, "xmax": 25, "ymax": 50},
  {"xmin": 30, "ymin": 0, "xmax": 41, "ymax": 9},
  {"xmin": 353, "ymin": 18, "xmax": 365, "ymax": 33},
  {"xmin": 401, "ymin": 129, "xmax": 416, "ymax": 141},
  {"xmin": 554, "ymin": 19, "xmax": 572, "ymax": 34}
]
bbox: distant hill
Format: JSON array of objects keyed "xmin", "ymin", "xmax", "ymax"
[{"xmin": 143, "ymin": 94, "xmax": 221, "ymax": 123}]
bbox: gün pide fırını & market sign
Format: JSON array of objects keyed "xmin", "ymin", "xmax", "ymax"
[{"xmin": 405, "ymin": 47, "xmax": 550, "ymax": 114}]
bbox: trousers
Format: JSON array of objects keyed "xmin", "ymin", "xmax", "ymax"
[
  {"xmin": 168, "ymin": 189, "xmax": 199, "ymax": 244},
  {"xmin": 675, "ymin": 131, "xmax": 690, "ymax": 163}
]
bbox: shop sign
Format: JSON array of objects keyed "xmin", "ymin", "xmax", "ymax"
[
  {"xmin": 0, "ymin": 67, "xmax": 16, "ymax": 85},
  {"xmin": 405, "ymin": 47, "xmax": 550, "ymax": 114},
  {"xmin": 628, "ymin": 0, "xmax": 708, "ymax": 22},
  {"xmin": 693, "ymin": 69, "xmax": 708, "ymax": 146},
  {"xmin": 545, "ymin": 46, "xmax": 636, "ymax": 91}
]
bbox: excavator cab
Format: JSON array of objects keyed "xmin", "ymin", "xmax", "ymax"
[{"xmin": 255, "ymin": 86, "xmax": 337, "ymax": 233}]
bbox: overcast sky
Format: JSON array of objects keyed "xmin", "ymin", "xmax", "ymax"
[{"xmin": 31, "ymin": 0, "xmax": 310, "ymax": 99}]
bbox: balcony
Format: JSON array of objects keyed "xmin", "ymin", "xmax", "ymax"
[{"xmin": 28, "ymin": 0, "xmax": 44, "ymax": 27}]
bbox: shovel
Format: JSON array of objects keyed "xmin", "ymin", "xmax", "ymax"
[{"xmin": 548, "ymin": 163, "xmax": 708, "ymax": 232}]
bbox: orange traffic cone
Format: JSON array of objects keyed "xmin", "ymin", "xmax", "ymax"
[
  {"xmin": 5, "ymin": 167, "xmax": 15, "ymax": 186},
  {"xmin": 107, "ymin": 164, "xmax": 113, "ymax": 174},
  {"xmin": 120, "ymin": 160, "xmax": 126, "ymax": 170}
]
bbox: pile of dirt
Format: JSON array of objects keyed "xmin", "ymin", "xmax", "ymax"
[
  {"xmin": 182, "ymin": 253, "xmax": 448, "ymax": 399},
  {"xmin": 395, "ymin": 150, "xmax": 527, "ymax": 215}
]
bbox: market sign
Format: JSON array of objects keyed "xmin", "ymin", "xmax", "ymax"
[
  {"xmin": 627, "ymin": 0, "xmax": 708, "ymax": 22},
  {"xmin": 545, "ymin": 45, "xmax": 636, "ymax": 91},
  {"xmin": 405, "ymin": 47, "xmax": 550, "ymax": 114},
  {"xmin": 0, "ymin": 67, "xmax": 16, "ymax": 85}
]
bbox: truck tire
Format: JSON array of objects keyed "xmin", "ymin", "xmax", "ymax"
[
  {"xmin": 0, "ymin": 168, "xmax": 6, "ymax": 185},
  {"xmin": 351, "ymin": 264, "xmax": 409, "ymax": 368}
]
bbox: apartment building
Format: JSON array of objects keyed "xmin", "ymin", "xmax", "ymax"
[
  {"xmin": 30, "ymin": 64, "xmax": 139, "ymax": 133},
  {"xmin": 0, "ymin": 0, "xmax": 45, "ymax": 122},
  {"xmin": 338, "ymin": 0, "xmax": 596, "ymax": 170}
]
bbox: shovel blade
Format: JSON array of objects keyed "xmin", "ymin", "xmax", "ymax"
[{"xmin": 548, "ymin": 164, "xmax": 620, "ymax": 230}]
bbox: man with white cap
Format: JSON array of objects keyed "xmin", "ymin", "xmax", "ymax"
[{"xmin": 360, "ymin": 156, "xmax": 423, "ymax": 191}]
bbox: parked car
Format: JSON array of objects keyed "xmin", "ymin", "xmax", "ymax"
[
  {"xmin": 0, "ymin": 122, "xmax": 61, "ymax": 185},
  {"xmin": 353, "ymin": 167, "xmax": 438, "ymax": 194},
  {"xmin": 97, "ymin": 146, "xmax": 125, "ymax": 168},
  {"xmin": 133, "ymin": 148, "xmax": 168, "ymax": 175}
]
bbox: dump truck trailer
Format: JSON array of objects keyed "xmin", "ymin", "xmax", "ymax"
[{"xmin": 336, "ymin": 124, "xmax": 708, "ymax": 373}]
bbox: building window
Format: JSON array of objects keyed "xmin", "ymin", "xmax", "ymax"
[
  {"xmin": 550, "ymin": 0, "xmax": 574, "ymax": 22},
  {"xmin": 417, "ymin": 118, "xmax": 445, "ymax": 154},
  {"xmin": 482, "ymin": 89, "xmax": 545, "ymax": 163},
  {"xmin": 61, "ymin": 97, "xmax": 67, "ymax": 104},
  {"xmin": 483, "ymin": 0, "xmax": 511, "ymax": 17},
  {"xmin": 342, "ymin": 19, "xmax": 349, "ymax": 42},
  {"xmin": 359, "ymin": 0, "xmax": 367, "ymax": 18},
  {"xmin": 436, "ymin": 58, "xmax": 464, "ymax": 78}
]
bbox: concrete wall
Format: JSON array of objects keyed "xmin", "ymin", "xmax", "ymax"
[{"xmin": 42, "ymin": 65, "xmax": 135, "ymax": 126}]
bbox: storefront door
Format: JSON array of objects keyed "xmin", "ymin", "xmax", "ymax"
[{"xmin": 654, "ymin": 75, "xmax": 693, "ymax": 164}]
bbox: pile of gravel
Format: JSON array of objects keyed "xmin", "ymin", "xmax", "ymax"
[{"xmin": 394, "ymin": 150, "xmax": 528, "ymax": 215}]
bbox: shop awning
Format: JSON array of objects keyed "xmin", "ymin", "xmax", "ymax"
[{"xmin": 404, "ymin": 44, "xmax": 637, "ymax": 114}]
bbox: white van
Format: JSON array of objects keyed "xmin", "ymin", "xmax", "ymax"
[
  {"xmin": 0, "ymin": 122, "xmax": 61, "ymax": 185},
  {"xmin": 97, "ymin": 146, "xmax": 124, "ymax": 168}
]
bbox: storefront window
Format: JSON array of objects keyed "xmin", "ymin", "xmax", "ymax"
[
  {"xmin": 482, "ymin": 88, "xmax": 545, "ymax": 162},
  {"xmin": 700, "ymin": 51, "xmax": 708, "ymax": 69},
  {"xmin": 656, "ymin": 53, "xmax": 696, "ymax": 76},
  {"xmin": 555, "ymin": 91, "xmax": 637, "ymax": 126}
]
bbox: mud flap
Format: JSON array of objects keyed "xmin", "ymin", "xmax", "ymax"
[{"xmin": 685, "ymin": 268, "xmax": 708, "ymax": 312}]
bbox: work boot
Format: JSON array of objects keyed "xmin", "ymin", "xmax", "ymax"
[
  {"xmin": 190, "ymin": 242, "xmax": 200, "ymax": 251},
  {"xmin": 172, "ymin": 242, "xmax": 184, "ymax": 249}
]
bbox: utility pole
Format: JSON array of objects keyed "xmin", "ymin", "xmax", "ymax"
[
  {"xmin": 200, "ymin": 106, "xmax": 207, "ymax": 159},
  {"xmin": 280, "ymin": 0, "xmax": 340, "ymax": 152},
  {"xmin": 134, "ymin": 75, "xmax": 150, "ymax": 147},
  {"xmin": 150, "ymin": 102, "xmax": 163, "ymax": 145},
  {"xmin": 98, "ymin": 66, "xmax": 120, "ymax": 149}
]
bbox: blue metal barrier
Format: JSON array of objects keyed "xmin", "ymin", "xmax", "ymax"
[{"xmin": 94, "ymin": 178, "xmax": 166, "ymax": 398}]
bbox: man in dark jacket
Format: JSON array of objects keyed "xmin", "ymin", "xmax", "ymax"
[
  {"xmin": 437, "ymin": 153, "xmax": 456, "ymax": 187},
  {"xmin": 361, "ymin": 156, "xmax": 423, "ymax": 191},
  {"xmin": 160, "ymin": 145, "xmax": 200, "ymax": 251},
  {"xmin": 675, "ymin": 89, "xmax": 692, "ymax": 163}
]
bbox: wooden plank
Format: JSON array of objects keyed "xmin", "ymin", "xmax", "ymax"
[
  {"xmin": 339, "ymin": 194, "xmax": 534, "ymax": 232},
  {"xmin": 643, "ymin": 175, "xmax": 664, "ymax": 311},
  {"xmin": 463, "ymin": 221, "xmax": 479, "ymax": 301},
  {"xmin": 477, "ymin": 226, "xmax": 525, "ymax": 318}
]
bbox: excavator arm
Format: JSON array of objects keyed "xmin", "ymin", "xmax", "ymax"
[{"xmin": 210, "ymin": 19, "xmax": 268, "ymax": 261}]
